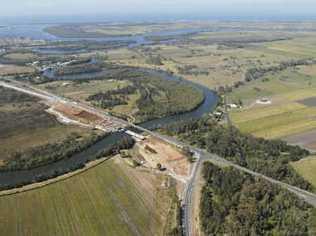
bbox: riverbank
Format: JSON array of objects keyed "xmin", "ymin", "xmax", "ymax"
[{"xmin": 0, "ymin": 154, "xmax": 113, "ymax": 197}]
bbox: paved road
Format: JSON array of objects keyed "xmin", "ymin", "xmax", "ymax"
[{"xmin": 2, "ymin": 79, "xmax": 316, "ymax": 236}]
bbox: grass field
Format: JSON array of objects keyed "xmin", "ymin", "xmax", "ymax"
[
  {"xmin": 229, "ymin": 65, "xmax": 316, "ymax": 140},
  {"xmin": 0, "ymin": 64, "xmax": 34, "ymax": 75},
  {"xmin": 0, "ymin": 87, "xmax": 95, "ymax": 162},
  {"xmin": 292, "ymin": 156, "xmax": 316, "ymax": 188},
  {"xmin": 291, "ymin": 156, "xmax": 316, "ymax": 227},
  {"xmin": 0, "ymin": 158, "xmax": 173, "ymax": 236}
]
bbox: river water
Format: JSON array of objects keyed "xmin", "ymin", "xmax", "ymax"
[
  {"xmin": 0, "ymin": 23, "xmax": 206, "ymax": 48},
  {"xmin": 0, "ymin": 25, "xmax": 218, "ymax": 189}
]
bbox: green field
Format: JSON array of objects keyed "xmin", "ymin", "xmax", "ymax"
[
  {"xmin": 0, "ymin": 158, "xmax": 171, "ymax": 236},
  {"xmin": 229, "ymin": 65, "xmax": 316, "ymax": 139},
  {"xmin": 292, "ymin": 156, "xmax": 316, "ymax": 188}
]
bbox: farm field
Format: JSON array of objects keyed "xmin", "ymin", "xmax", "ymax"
[
  {"xmin": 0, "ymin": 158, "xmax": 175, "ymax": 236},
  {"xmin": 0, "ymin": 86, "xmax": 95, "ymax": 163},
  {"xmin": 229, "ymin": 65, "xmax": 316, "ymax": 143}
]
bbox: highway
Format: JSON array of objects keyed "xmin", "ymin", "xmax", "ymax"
[{"xmin": 1, "ymin": 79, "xmax": 316, "ymax": 236}]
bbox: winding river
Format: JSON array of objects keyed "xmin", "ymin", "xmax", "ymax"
[
  {"xmin": 0, "ymin": 26, "xmax": 218, "ymax": 189},
  {"xmin": 0, "ymin": 69, "xmax": 218, "ymax": 189}
]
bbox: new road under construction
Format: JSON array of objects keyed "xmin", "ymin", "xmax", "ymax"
[{"xmin": 1, "ymin": 78, "xmax": 316, "ymax": 236}]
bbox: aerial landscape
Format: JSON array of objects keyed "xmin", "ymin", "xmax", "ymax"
[{"xmin": 1, "ymin": 0, "xmax": 316, "ymax": 236}]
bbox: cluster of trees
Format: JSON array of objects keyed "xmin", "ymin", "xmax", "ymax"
[
  {"xmin": 200, "ymin": 162, "xmax": 313, "ymax": 235},
  {"xmin": 215, "ymin": 58, "xmax": 316, "ymax": 95},
  {"xmin": 85, "ymin": 65, "xmax": 204, "ymax": 123},
  {"xmin": 66, "ymin": 58, "xmax": 92, "ymax": 65},
  {"xmin": 146, "ymin": 33, "xmax": 194, "ymax": 43},
  {"xmin": 54, "ymin": 63, "xmax": 102, "ymax": 76},
  {"xmin": 177, "ymin": 65, "xmax": 209, "ymax": 76},
  {"xmin": 163, "ymin": 118, "xmax": 311, "ymax": 190},
  {"xmin": 245, "ymin": 59, "xmax": 316, "ymax": 82},
  {"xmin": 134, "ymin": 76, "xmax": 204, "ymax": 123},
  {"xmin": 145, "ymin": 54, "xmax": 164, "ymax": 66},
  {"xmin": 195, "ymin": 35, "xmax": 290, "ymax": 48},
  {"xmin": 87, "ymin": 85, "xmax": 137, "ymax": 109}
]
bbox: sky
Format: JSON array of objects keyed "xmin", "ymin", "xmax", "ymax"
[{"xmin": 0, "ymin": 0, "xmax": 316, "ymax": 21}]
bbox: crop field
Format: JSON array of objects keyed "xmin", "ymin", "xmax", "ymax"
[
  {"xmin": 0, "ymin": 158, "xmax": 173, "ymax": 236},
  {"xmin": 229, "ymin": 65, "xmax": 316, "ymax": 141},
  {"xmin": 0, "ymin": 87, "xmax": 94, "ymax": 162}
]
